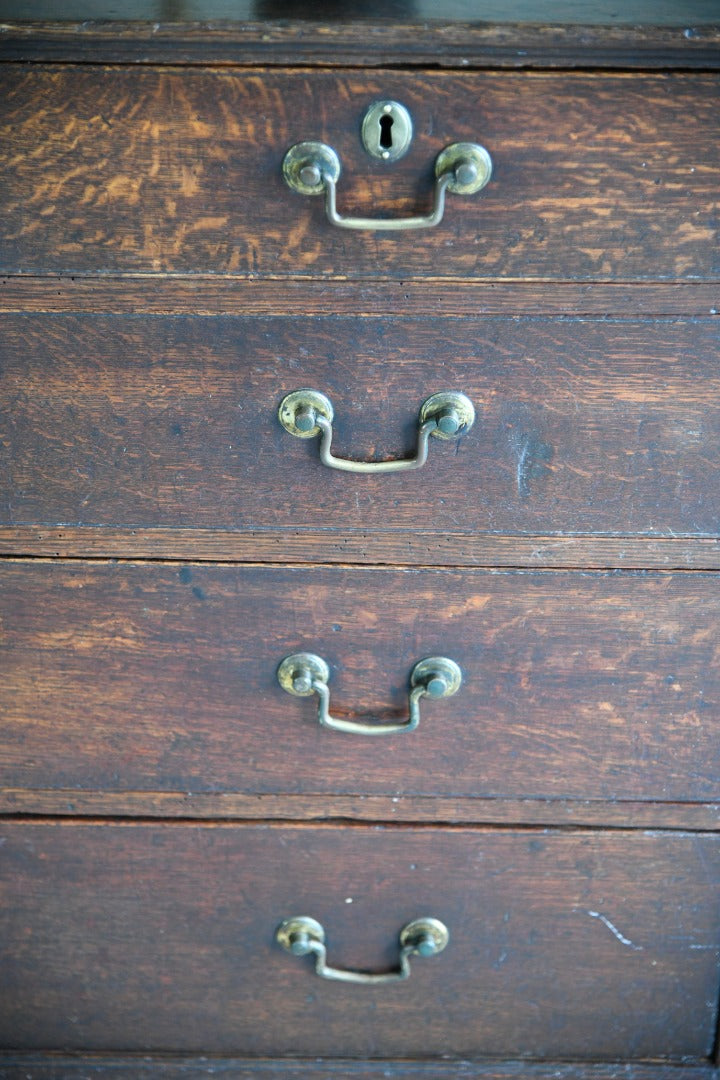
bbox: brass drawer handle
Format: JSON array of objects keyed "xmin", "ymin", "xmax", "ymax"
[
  {"xmin": 283, "ymin": 140, "xmax": 492, "ymax": 231},
  {"xmin": 278, "ymin": 390, "xmax": 475, "ymax": 474},
  {"xmin": 276, "ymin": 915, "xmax": 449, "ymax": 984},
  {"xmin": 277, "ymin": 653, "xmax": 462, "ymax": 736}
]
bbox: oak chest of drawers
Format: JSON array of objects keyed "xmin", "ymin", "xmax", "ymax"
[{"xmin": 1, "ymin": 5, "xmax": 719, "ymax": 1078}]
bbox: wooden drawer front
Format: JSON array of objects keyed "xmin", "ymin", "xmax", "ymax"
[
  {"xmin": 1, "ymin": 822, "xmax": 718, "ymax": 1058},
  {"xmin": 2, "ymin": 314, "xmax": 720, "ymax": 544},
  {"xmin": 3, "ymin": 560, "xmax": 719, "ymax": 803},
  {"xmin": 0, "ymin": 67, "xmax": 717, "ymax": 280}
]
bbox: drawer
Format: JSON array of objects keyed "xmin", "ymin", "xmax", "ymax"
[
  {"xmin": 0, "ymin": 67, "xmax": 717, "ymax": 280},
  {"xmin": 1, "ymin": 822, "xmax": 718, "ymax": 1059},
  {"xmin": 2, "ymin": 313, "xmax": 720, "ymax": 548},
  {"xmin": 3, "ymin": 560, "xmax": 719, "ymax": 803}
]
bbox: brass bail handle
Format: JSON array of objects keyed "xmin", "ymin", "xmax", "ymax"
[
  {"xmin": 282, "ymin": 140, "xmax": 492, "ymax": 231},
  {"xmin": 278, "ymin": 390, "xmax": 475, "ymax": 474},
  {"xmin": 277, "ymin": 654, "xmax": 462, "ymax": 736},
  {"xmin": 276, "ymin": 916, "xmax": 449, "ymax": 984}
]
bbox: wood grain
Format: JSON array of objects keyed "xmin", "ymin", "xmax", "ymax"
[
  {"xmin": 0, "ymin": 822, "xmax": 718, "ymax": 1058},
  {"xmin": 3, "ymin": 560, "xmax": 720, "ymax": 804},
  {"xmin": 0, "ymin": 1057, "xmax": 718, "ymax": 1079},
  {"xmin": 2, "ymin": 277, "xmax": 719, "ymax": 317},
  {"xmin": 5, "ymin": 529, "xmax": 720, "ymax": 569},
  {"xmin": 1, "ymin": 17, "xmax": 719, "ymax": 68},
  {"xmin": 0, "ymin": 68, "xmax": 718, "ymax": 280},
  {"xmin": 2, "ymin": 314, "xmax": 720, "ymax": 545},
  {"xmin": 1, "ymin": 789, "xmax": 719, "ymax": 830},
  {"xmin": 2, "ymin": 15, "xmax": 719, "ymax": 1075}
]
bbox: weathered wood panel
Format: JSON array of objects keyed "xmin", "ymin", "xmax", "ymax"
[
  {"xmin": 2, "ymin": 560, "xmax": 720, "ymax": 803},
  {"xmin": 1, "ymin": 16, "xmax": 720, "ymax": 69},
  {"xmin": 1, "ymin": 788, "xmax": 720, "ymax": 830},
  {"xmin": 0, "ymin": 823, "xmax": 718, "ymax": 1057},
  {"xmin": 0, "ymin": 68, "xmax": 717, "ymax": 279},
  {"xmin": 2, "ymin": 315, "xmax": 720, "ymax": 543},
  {"xmin": 5, "ymin": 528, "xmax": 720, "ymax": 569},
  {"xmin": 2, "ymin": 277, "xmax": 719, "ymax": 317}
]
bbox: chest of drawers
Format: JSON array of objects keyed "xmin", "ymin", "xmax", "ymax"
[{"xmin": 1, "ymin": 5, "xmax": 719, "ymax": 1078}]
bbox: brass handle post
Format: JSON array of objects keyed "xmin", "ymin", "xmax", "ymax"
[
  {"xmin": 276, "ymin": 916, "xmax": 449, "ymax": 984},
  {"xmin": 277, "ymin": 654, "xmax": 462, "ymax": 736}
]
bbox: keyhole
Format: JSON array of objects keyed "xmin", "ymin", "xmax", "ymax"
[
  {"xmin": 379, "ymin": 114, "xmax": 394, "ymax": 150},
  {"xmin": 361, "ymin": 100, "xmax": 412, "ymax": 161}
]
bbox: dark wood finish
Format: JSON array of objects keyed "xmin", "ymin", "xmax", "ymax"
[
  {"xmin": 5, "ymin": 529, "xmax": 720, "ymax": 569},
  {"xmin": 1, "ymin": 822, "xmax": 718, "ymax": 1057},
  {"xmin": 3, "ymin": 315, "xmax": 720, "ymax": 544},
  {"xmin": 1, "ymin": 16, "xmax": 719, "ymax": 68},
  {"xmin": 2, "ymin": 789, "xmax": 720, "ymax": 830},
  {"xmin": 2, "ymin": 15, "xmax": 719, "ymax": 1073},
  {"xmin": 1, "ymin": 1057, "xmax": 718, "ymax": 1079},
  {"xmin": 1, "ymin": 68, "xmax": 718, "ymax": 280},
  {"xmin": 2, "ymin": 277, "xmax": 720, "ymax": 317},
  {"xmin": 3, "ymin": 560, "xmax": 720, "ymax": 805}
]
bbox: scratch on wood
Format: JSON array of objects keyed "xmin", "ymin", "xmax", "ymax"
[{"xmin": 586, "ymin": 910, "xmax": 643, "ymax": 950}]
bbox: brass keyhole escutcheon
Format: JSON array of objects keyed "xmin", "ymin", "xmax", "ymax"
[{"xmin": 361, "ymin": 100, "xmax": 413, "ymax": 162}]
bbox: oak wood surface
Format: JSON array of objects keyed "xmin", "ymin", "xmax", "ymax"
[
  {"xmin": 2, "ymin": 789, "xmax": 720, "ymax": 830},
  {"xmin": 2, "ymin": 11, "xmax": 719, "ymax": 1073},
  {"xmin": 3, "ymin": 560, "xmax": 720, "ymax": 804},
  {"xmin": 4, "ymin": 529, "xmax": 720, "ymax": 569},
  {"xmin": 1, "ymin": 1057, "xmax": 718, "ymax": 1079},
  {"xmin": 1, "ymin": 17, "xmax": 719, "ymax": 68},
  {"xmin": 2, "ymin": 277, "xmax": 719, "ymax": 317},
  {"xmin": 1, "ymin": 68, "xmax": 718, "ymax": 280},
  {"xmin": 2, "ymin": 315, "xmax": 720, "ymax": 545},
  {"xmin": 1, "ymin": 822, "xmax": 718, "ymax": 1057}
]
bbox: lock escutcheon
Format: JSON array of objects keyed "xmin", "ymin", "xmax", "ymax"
[{"xmin": 361, "ymin": 100, "xmax": 413, "ymax": 161}]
